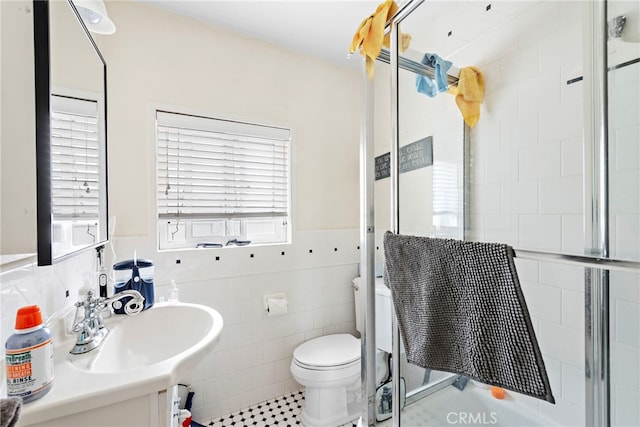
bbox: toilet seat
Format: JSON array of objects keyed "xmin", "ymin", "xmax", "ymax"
[
  {"xmin": 293, "ymin": 334, "xmax": 360, "ymax": 370},
  {"xmin": 293, "ymin": 358, "xmax": 360, "ymax": 372}
]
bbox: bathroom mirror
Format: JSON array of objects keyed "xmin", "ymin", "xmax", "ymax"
[
  {"xmin": 33, "ymin": 0, "xmax": 108, "ymax": 266},
  {"xmin": 0, "ymin": 0, "xmax": 37, "ymax": 267}
]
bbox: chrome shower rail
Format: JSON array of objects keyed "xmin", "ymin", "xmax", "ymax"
[
  {"xmin": 359, "ymin": 56, "xmax": 377, "ymax": 426},
  {"xmin": 378, "ymin": 49, "xmax": 459, "ymax": 86},
  {"xmin": 513, "ymin": 248, "xmax": 640, "ymax": 273},
  {"xmin": 389, "ymin": 18, "xmax": 402, "ymax": 427},
  {"xmin": 405, "ymin": 373, "xmax": 458, "ymax": 406}
]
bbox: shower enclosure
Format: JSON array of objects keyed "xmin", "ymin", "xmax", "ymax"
[{"xmin": 359, "ymin": 0, "xmax": 640, "ymax": 426}]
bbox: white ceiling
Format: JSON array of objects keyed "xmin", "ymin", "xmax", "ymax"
[
  {"xmin": 139, "ymin": 0, "xmax": 383, "ymax": 68},
  {"xmin": 137, "ymin": 1, "xmax": 547, "ymax": 69}
]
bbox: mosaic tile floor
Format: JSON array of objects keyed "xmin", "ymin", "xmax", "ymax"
[{"xmin": 207, "ymin": 389, "xmax": 359, "ymax": 427}]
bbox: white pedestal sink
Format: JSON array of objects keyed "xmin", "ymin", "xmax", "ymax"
[{"xmin": 18, "ymin": 302, "xmax": 223, "ymax": 426}]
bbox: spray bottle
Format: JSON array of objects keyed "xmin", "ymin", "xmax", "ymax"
[{"xmin": 5, "ymin": 306, "xmax": 54, "ymax": 402}]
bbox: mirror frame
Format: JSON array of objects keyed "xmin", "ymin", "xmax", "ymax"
[{"xmin": 33, "ymin": 0, "xmax": 109, "ymax": 266}]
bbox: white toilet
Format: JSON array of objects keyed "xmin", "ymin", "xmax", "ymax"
[{"xmin": 290, "ymin": 277, "xmax": 392, "ymax": 427}]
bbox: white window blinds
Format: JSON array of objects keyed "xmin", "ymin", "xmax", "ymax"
[
  {"xmin": 50, "ymin": 95, "xmax": 100, "ymax": 220},
  {"xmin": 156, "ymin": 111, "xmax": 291, "ymax": 221},
  {"xmin": 432, "ymin": 162, "xmax": 461, "ymax": 228}
]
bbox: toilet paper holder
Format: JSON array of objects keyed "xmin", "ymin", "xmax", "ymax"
[{"xmin": 263, "ymin": 292, "xmax": 288, "ymax": 316}]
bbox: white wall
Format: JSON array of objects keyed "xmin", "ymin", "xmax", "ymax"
[
  {"xmin": 91, "ymin": 1, "xmax": 363, "ymax": 421},
  {"xmin": 94, "ymin": 1, "xmax": 360, "ymax": 237},
  {"xmin": 1, "ymin": 0, "xmax": 363, "ymax": 422}
]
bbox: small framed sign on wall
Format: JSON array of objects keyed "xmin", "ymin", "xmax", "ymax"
[{"xmin": 375, "ymin": 136, "xmax": 433, "ymax": 181}]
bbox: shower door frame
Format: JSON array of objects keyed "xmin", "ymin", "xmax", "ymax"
[
  {"xmin": 583, "ymin": 1, "xmax": 610, "ymax": 425},
  {"xmin": 359, "ymin": 0, "xmax": 640, "ymax": 426}
]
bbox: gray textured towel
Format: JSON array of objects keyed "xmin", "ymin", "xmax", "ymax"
[
  {"xmin": 1, "ymin": 398, "xmax": 22, "ymax": 427},
  {"xmin": 383, "ymin": 232, "xmax": 555, "ymax": 403}
]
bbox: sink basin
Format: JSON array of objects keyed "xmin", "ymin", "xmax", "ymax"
[
  {"xmin": 70, "ymin": 303, "xmax": 220, "ymax": 373},
  {"xmin": 19, "ymin": 302, "xmax": 223, "ymax": 426}
]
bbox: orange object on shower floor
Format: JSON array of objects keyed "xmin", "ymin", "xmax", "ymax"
[{"xmin": 491, "ymin": 386, "xmax": 506, "ymax": 399}]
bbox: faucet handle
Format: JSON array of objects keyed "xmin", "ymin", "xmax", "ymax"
[
  {"xmin": 72, "ymin": 320, "xmax": 94, "ymax": 345},
  {"xmin": 69, "ymin": 289, "xmax": 112, "ymax": 355}
]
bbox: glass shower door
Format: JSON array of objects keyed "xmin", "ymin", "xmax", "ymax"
[
  {"xmin": 379, "ymin": 0, "xmax": 594, "ymax": 426},
  {"xmin": 607, "ymin": 1, "xmax": 640, "ymax": 425},
  {"xmin": 369, "ymin": 1, "xmax": 465, "ymax": 417},
  {"xmin": 368, "ymin": 0, "xmax": 640, "ymax": 425},
  {"xmin": 396, "ymin": 47, "xmax": 465, "ymax": 406}
]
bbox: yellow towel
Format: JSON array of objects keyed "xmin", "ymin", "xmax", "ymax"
[
  {"xmin": 349, "ymin": 0, "xmax": 411, "ymax": 79},
  {"xmin": 449, "ymin": 66, "xmax": 485, "ymax": 128}
]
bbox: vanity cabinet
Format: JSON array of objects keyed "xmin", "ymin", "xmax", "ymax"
[{"xmin": 20, "ymin": 385, "xmax": 181, "ymax": 427}]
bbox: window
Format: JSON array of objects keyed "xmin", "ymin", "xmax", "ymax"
[
  {"xmin": 50, "ymin": 95, "xmax": 102, "ymax": 251},
  {"xmin": 432, "ymin": 161, "xmax": 461, "ymax": 232},
  {"xmin": 156, "ymin": 110, "xmax": 291, "ymax": 250}
]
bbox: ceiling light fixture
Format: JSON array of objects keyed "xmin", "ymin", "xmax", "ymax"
[{"xmin": 73, "ymin": 0, "xmax": 116, "ymax": 35}]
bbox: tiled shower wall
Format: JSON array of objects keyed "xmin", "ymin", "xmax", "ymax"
[
  {"xmin": 607, "ymin": 49, "xmax": 640, "ymax": 426},
  {"xmin": 470, "ymin": 4, "xmax": 585, "ymax": 424},
  {"xmin": 449, "ymin": 1, "xmax": 639, "ymax": 426},
  {"xmin": 111, "ymin": 229, "xmax": 360, "ymax": 421},
  {"xmin": 458, "ymin": 2, "xmax": 584, "ymax": 425},
  {"xmin": 373, "ymin": 1, "xmax": 638, "ymax": 426},
  {"xmin": 610, "ymin": 270, "xmax": 640, "ymax": 426}
]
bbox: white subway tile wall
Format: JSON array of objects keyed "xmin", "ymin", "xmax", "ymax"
[
  {"xmin": 610, "ymin": 270, "xmax": 640, "ymax": 426},
  {"xmin": 111, "ymin": 229, "xmax": 360, "ymax": 421},
  {"xmin": 1, "ymin": 250, "xmax": 96, "ymax": 351},
  {"xmin": 0, "ymin": 229, "xmax": 358, "ymax": 421}
]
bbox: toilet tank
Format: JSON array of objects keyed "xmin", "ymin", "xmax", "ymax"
[{"xmin": 353, "ymin": 276, "xmax": 393, "ymax": 354}]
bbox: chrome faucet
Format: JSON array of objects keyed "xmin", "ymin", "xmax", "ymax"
[{"xmin": 70, "ymin": 289, "xmax": 145, "ymax": 355}]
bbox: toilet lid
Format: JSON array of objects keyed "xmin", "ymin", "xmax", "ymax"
[{"xmin": 294, "ymin": 334, "xmax": 360, "ymax": 367}]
